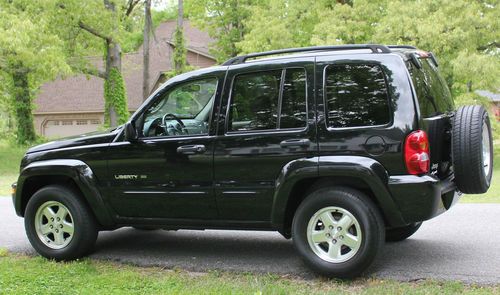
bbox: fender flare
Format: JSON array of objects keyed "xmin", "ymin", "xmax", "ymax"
[
  {"xmin": 14, "ymin": 159, "xmax": 114, "ymax": 226},
  {"xmin": 270, "ymin": 156, "xmax": 406, "ymax": 230}
]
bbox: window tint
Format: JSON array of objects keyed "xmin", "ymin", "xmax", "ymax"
[
  {"xmin": 228, "ymin": 68, "xmax": 308, "ymax": 132},
  {"xmin": 280, "ymin": 69, "xmax": 307, "ymax": 129},
  {"xmin": 409, "ymin": 59, "xmax": 454, "ymax": 118},
  {"xmin": 228, "ymin": 70, "xmax": 281, "ymax": 132},
  {"xmin": 325, "ymin": 64, "xmax": 391, "ymax": 128}
]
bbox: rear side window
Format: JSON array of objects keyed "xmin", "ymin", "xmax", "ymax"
[
  {"xmin": 409, "ymin": 59, "xmax": 454, "ymax": 118},
  {"xmin": 325, "ymin": 64, "xmax": 391, "ymax": 128},
  {"xmin": 228, "ymin": 68, "xmax": 307, "ymax": 132}
]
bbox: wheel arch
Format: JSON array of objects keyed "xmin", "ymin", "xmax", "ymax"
[
  {"xmin": 15, "ymin": 159, "xmax": 114, "ymax": 227},
  {"xmin": 271, "ymin": 156, "xmax": 406, "ymax": 237}
]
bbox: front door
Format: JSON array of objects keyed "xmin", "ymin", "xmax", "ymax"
[
  {"xmin": 213, "ymin": 57, "xmax": 317, "ymax": 222},
  {"xmin": 106, "ymin": 73, "xmax": 224, "ymax": 220}
]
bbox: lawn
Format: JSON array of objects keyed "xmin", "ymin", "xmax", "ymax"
[
  {"xmin": 461, "ymin": 145, "xmax": 500, "ymax": 203},
  {"xmin": 0, "ymin": 141, "xmax": 27, "ymax": 196},
  {"xmin": 0, "ymin": 251, "xmax": 497, "ymax": 294},
  {"xmin": 0, "ymin": 140, "xmax": 498, "ymax": 202}
]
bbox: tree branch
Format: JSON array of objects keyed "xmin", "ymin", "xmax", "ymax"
[
  {"xmin": 78, "ymin": 21, "xmax": 112, "ymax": 42},
  {"xmin": 81, "ymin": 67, "xmax": 106, "ymax": 79},
  {"xmin": 124, "ymin": 0, "xmax": 141, "ymax": 18}
]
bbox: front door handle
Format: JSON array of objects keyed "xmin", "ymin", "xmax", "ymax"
[
  {"xmin": 177, "ymin": 144, "xmax": 206, "ymax": 154},
  {"xmin": 280, "ymin": 139, "xmax": 311, "ymax": 148}
]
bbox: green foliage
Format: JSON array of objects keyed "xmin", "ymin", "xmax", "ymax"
[
  {"xmin": 186, "ymin": 0, "xmax": 261, "ymax": 62},
  {"xmin": 104, "ymin": 68, "xmax": 129, "ymax": 126},
  {"xmin": 235, "ymin": 0, "xmax": 499, "ymax": 107},
  {"xmin": 0, "ymin": 2, "xmax": 71, "ymax": 143}
]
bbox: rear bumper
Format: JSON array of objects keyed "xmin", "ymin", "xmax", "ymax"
[{"xmin": 388, "ymin": 174, "xmax": 460, "ymax": 224}]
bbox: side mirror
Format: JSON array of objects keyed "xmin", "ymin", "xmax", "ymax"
[{"xmin": 124, "ymin": 121, "xmax": 138, "ymax": 142}]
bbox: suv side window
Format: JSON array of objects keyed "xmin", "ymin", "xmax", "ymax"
[
  {"xmin": 228, "ymin": 68, "xmax": 307, "ymax": 132},
  {"xmin": 324, "ymin": 64, "xmax": 391, "ymax": 128},
  {"xmin": 141, "ymin": 78, "xmax": 217, "ymax": 137}
]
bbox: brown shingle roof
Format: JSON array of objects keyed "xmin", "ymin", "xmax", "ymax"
[{"xmin": 34, "ymin": 20, "xmax": 215, "ymax": 114}]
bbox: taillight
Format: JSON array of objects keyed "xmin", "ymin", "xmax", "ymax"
[{"xmin": 404, "ymin": 130, "xmax": 430, "ymax": 175}]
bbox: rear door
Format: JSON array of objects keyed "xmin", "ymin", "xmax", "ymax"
[{"xmin": 213, "ymin": 57, "xmax": 317, "ymax": 222}]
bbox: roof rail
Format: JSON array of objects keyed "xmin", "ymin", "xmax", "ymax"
[
  {"xmin": 222, "ymin": 44, "xmax": 392, "ymax": 66},
  {"xmin": 387, "ymin": 45, "xmax": 417, "ymax": 50}
]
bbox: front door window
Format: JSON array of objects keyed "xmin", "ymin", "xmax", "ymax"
[{"xmin": 142, "ymin": 78, "xmax": 218, "ymax": 137}]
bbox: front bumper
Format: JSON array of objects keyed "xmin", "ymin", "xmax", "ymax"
[{"xmin": 388, "ymin": 174, "xmax": 460, "ymax": 224}]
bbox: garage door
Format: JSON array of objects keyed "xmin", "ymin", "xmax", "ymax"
[{"xmin": 43, "ymin": 119, "xmax": 101, "ymax": 138}]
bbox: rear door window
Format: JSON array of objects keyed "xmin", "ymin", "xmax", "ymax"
[
  {"xmin": 228, "ymin": 68, "xmax": 307, "ymax": 132},
  {"xmin": 324, "ymin": 64, "xmax": 391, "ymax": 128}
]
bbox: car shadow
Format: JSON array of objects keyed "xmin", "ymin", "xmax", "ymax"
[{"xmin": 91, "ymin": 228, "xmax": 463, "ymax": 279}]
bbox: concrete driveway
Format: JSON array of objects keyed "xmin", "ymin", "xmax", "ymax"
[{"xmin": 1, "ymin": 197, "xmax": 499, "ymax": 284}]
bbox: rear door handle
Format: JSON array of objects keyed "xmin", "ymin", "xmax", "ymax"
[
  {"xmin": 177, "ymin": 144, "xmax": 206, "ymax": 154},
  {"xmin": 280, "ymin": 139, "xmax": 311, "ymax": 148}
]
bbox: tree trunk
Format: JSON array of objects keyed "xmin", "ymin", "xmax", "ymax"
[
  {"xmin": 174, "ymin": 0, "xmax": 185, "ymax": 73},
  {"xmin": 105, "ymin": 40, "xmax": 124, "ymax": 127},
  {"xmin": 143, "ymin": 0, "xmax": 152, "ymax": 101},
  {"xmin": 12, "ymin": 67, "xmax": 36, "ymax": 143},
  {"xmin": 178, "ymin": 0, "xmax": 184, "ymax": 28}
]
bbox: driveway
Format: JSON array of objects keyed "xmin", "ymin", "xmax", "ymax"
[{"xmin": 1, "ymin": 197, "xmax": 499, "ymax": 284}]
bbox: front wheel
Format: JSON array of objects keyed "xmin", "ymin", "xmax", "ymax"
[
  {"xmin": 24, "ymin": 185, "xmax": 98, "ymax": 261},
  {"xmin": 292, "ymin": 187, "xmax": 385, "ymax": 278}
]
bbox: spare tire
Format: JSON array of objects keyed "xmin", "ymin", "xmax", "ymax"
[{"xmin": 452, "ymin": 105, "xmax": 493, "ymax": 194}]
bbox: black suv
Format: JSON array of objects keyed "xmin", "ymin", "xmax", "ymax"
[{"xmin": 12, "ymin": 45, "xmax": 493, "ymax": 278}]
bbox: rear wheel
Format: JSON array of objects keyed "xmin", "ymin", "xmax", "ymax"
[
  {"xmin": 452, "ymin": 105, "xmax": 493, "ymax": 194},
  {"xmin": 385, "ymin": 222, "xmax": 422, "ymax": 242},
  {"xmin": 292, "ymin": 187, "xmax": 384, "ymax": 278},
  {"xmin": 24, "ymin": 185, "xmax": 98, "ymax": 260}
]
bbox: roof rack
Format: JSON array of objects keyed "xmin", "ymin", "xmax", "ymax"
[
  {"xmin": 222, "ymin": 44, "xmax": 392, "ymax": 66},
  {"xmin": 387, "ymin": 45, "xmax": 417, "ymax": 50}
]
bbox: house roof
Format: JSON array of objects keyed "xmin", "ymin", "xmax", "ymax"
[{"xmin": 34, "ymin": 20, "xmax": 215, "ymax": 114}]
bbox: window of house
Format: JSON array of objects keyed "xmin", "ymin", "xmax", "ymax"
[
  {"xmin": 46, "ymin": 120, "xmax": 59, "ymax": 126},
  {"xmin": 325, "ymin": 64, "xmax": 391, "ymax": 128},
  {"xmin": 90, "ymin": 119, "xmax": 101, "ymax": 125},
  {"xmin": 61, "ymin": 120, "xmax": 73, "ymax": 126},
  {"xmin": 76, "ymin": 120, "xmax": 88, "ymax": 125},
  {"xmin": 228, "ymin": 68, "xmax": 307, "ymax": 132}
]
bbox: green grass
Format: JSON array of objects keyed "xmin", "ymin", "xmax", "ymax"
[
  {"xmin": 461, "ymin": 145, "xmax": 500, "ymax": 203},
  {"xmin": 0, "ymin": 253, "xmax": 497, "ymax": 294},
  {"xmin": 0, "ymin": 141, "xmax": 27, "ymax": 196}
]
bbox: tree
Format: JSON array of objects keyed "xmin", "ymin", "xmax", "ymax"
[
  {"xmin": 0, "ymin": 7, "xmax": 70, "ymax": 143},
  {"xmin": 51, "ymin": 0, "xmax": 143, "ymax": 126},
  {"xmin": 173, "ymin": 0, "xmax": 188, "ymax": 73},
  {"xmin": 186, "ymin": 0, "xmax": 259, "ymax": 62},
  {"xmin": 235, "ymin": 0, "xmax": 499, "ymax": 107},
  {"xmin": 236, "ymin": 0, "xmax": 322, "ymax": 54},
  {"xmin": 371, "ymin": 0, "xmax": 499, "ymax": 105}
]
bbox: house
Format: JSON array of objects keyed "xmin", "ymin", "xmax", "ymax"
[
  {"xmin": 33, "ymin": 21, "xmax": 216, "ymax": 138},
  {"xmin": 477, "ymin": 90, "xmax": 500, "ymax": 121}
]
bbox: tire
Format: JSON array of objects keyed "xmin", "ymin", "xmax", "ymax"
[
  {"xmin": 292, "ymin": 187, "xmax": 385, "ymax": 278},
  {"xmin": 24, "ymin": 185, "xmax": 98, "ymax": 261},
  {"xmin": 385, "ymin": 222, "xmax": 422, "ymax": 242},
  {"xmin": 452, "ymin": 105, "xmax": 493, "ymax": 194}
]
